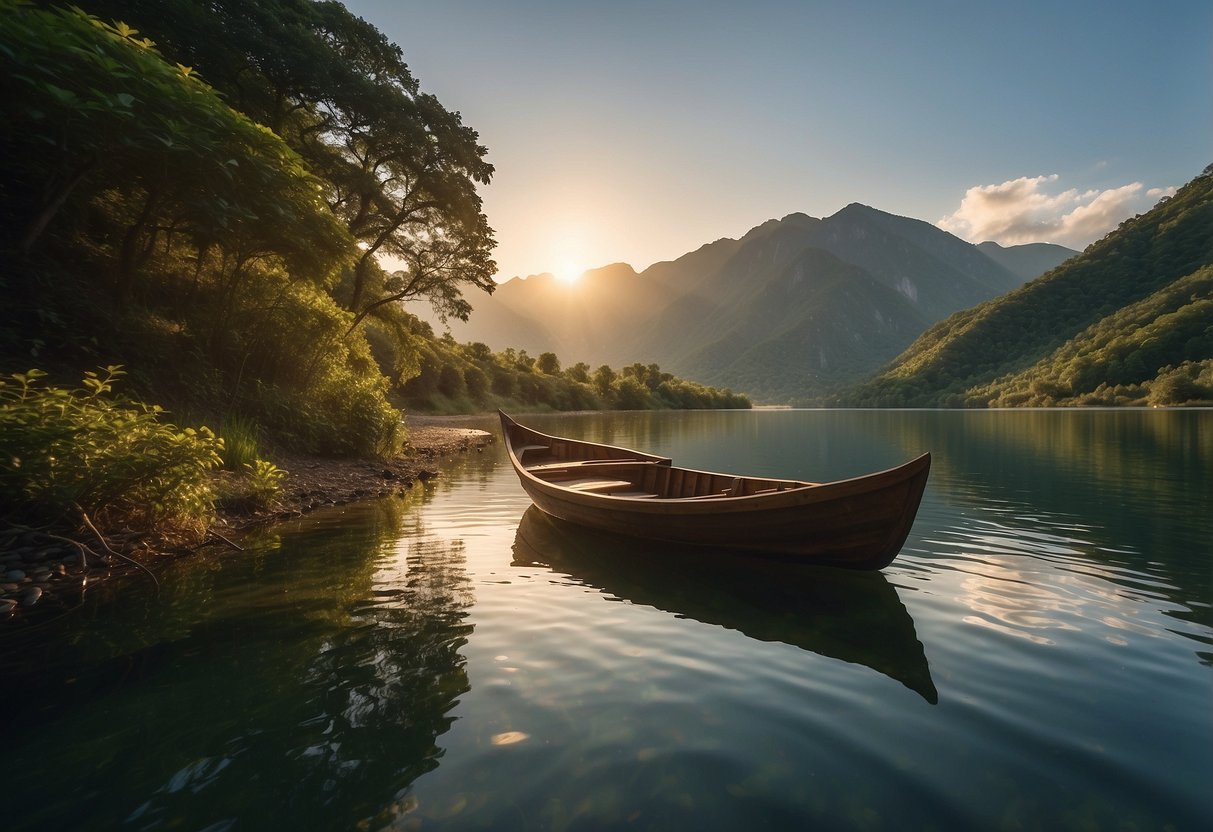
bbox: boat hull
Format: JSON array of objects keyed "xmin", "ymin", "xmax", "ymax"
[{"xmin": 500, "ymin": 412, "xmax": 930, "ymax": 570}]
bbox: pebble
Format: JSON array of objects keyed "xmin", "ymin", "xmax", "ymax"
[
  {"xmin": 0, "ymin": 583, "xmax": 18, "ymax": 593},
  {"xmin": 4, "ymin": 569, "xmax": 26, "ymax": 582},
  {"xmin": 0, "ymin": 599, "xmax": 17, "ymax": 614},
  {"xmin": 19, "ymin": 586, "xmax": 42, "ymax": 607}
]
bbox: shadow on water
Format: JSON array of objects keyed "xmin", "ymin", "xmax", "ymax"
[
  {"xmin": 511, "ymin": 507, "xmax": 938, "ymax": 703},
  {"xmin": 0, "ymin": 495, "xmax": 476, "ymax": 832}
]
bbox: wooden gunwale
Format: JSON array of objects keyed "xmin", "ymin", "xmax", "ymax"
[{"xmin": 499, "ymin": 411, "xmax": 931, "ymax": 569}]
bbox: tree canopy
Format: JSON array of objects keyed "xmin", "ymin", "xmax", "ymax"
[{"xmin": 77, "ymin": 0, "xmax": 497, "ymax": 325}]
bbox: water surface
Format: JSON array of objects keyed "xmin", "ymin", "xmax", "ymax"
[{"xmin": 2, "ymin": 410, "xmax": 1210, "ymax": 830}]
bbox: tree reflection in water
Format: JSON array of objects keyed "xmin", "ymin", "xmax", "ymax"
[{"xmin": 0, "ymin": 496, "xmax": 477, "ymax": 832}]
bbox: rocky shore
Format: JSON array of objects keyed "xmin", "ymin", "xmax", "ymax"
[{"xmin": 0, "ymin": 417, "xmax": 494, "ymax": 619}]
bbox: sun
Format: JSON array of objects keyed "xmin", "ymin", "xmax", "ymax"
[{"xmin": 553, "ymin": 261, "xmax": 585, "ymax": 285}]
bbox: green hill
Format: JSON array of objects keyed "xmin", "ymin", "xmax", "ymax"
[{"xmin": 846, "ymin": 165, "xmax": 1213, "ymax": 407}]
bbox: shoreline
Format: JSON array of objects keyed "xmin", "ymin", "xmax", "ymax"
[{"xmin": 0, "ymin": 417, "xmax": 495, "ymax": 620}]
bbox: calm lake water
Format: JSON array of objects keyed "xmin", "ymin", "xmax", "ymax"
[{"xmin": 2, "ymin": 410, "xmax": 1210, "ymax": 831}]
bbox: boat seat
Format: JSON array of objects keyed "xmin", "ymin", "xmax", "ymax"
[
  {"xmin": 526, "ymin": 459, "xmax": 654, "ymax": 473},
  {"xmin": 605, "ymin": 490, "xmax": 657, "ymax": 499},
  {"xmin": 561, "ymin": 478, "xmax": 637, "ymax": 493},
  {"xmin": 513, "ymin": 444, "xmax": 549, "ymax": 457}
]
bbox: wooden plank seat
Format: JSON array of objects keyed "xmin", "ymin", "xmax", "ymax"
[
  {"xmin": 525, "ymin": 459, "xmax": 660, "ymax": 473},
  {"xmin": 560, "ymin": 478, "xmax": 638, "ymax": 493}
]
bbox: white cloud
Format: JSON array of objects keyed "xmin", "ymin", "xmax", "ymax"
[{"xmin": 937, "ymin": 174, "xmax": 1174, "ymax": 249}]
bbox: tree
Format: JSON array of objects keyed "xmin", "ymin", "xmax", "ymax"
[
  {"xmin": 437, "ymin": 363, "xmax": 464, "ymax": 398},
  {"xmin": 565, "ymin": 362, "xmax": 590, "ymax": 384},
  {"xmin": 78, "ymin": 0, "xmax": 496, "ymax": 328},
  {"xmin": 0, "ymin": 2, "xmax": 351, "ymax": 291},
  {"xmin": 613, "ymin": 377, "xmax": 650, "ymax": 410},
  {"xmin": 592, "ymin": 365, "xmax": 616, "ymax": 398},
  {"xmin": 536, "ymin": 352, "xmax": 561, "ymax": 375},
  {"xmin": 463, "ymin": 365, "xmax": 489, "ymax": 400}
]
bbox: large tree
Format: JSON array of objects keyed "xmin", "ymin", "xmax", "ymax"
[{"xmin": 77, "ymin": 0, "xmax": 497, "ymax": 325}]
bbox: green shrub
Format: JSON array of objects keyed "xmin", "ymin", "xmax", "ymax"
[
  {"xmin": 0, "ymin": 366, "xmax": 222, "ymax": 536},
  {"xmin": 242, "ymin": 459, "xmax": 285, "ymax": 509}
]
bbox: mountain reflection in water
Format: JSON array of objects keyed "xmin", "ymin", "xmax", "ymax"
[{"xmin": 511, "ymin": 507, "xmax": 937, "ymax": 703}]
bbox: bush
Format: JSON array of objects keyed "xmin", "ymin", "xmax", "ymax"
[{"xmin": 0, "ymin": 367, "xmax": 222, "ymax": 537}]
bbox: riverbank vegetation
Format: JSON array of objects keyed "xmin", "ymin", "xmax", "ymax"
[
  {"xmin": 0, "ymin": 2, "xmax": 746, "ymax": 573},
  {"xmin": 391, "ymin": 320, "xmax": 750, "ymax": 413}
]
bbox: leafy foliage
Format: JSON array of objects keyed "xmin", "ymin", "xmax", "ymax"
[
  {"xmin": 77, "ymin": 0, "xmax": 497, "ymax": 326},
  {"xmin": 0, "ymin": 2, "xmax": 403, "ymax": 457},
  {"xmin": 0, "ymin": 367, "xmax": 222, "ymax": 536}
]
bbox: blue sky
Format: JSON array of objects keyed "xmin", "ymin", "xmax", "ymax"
[{"xmin": 343, "ymin": 0, "xmax": 1211, "ymax": 281}]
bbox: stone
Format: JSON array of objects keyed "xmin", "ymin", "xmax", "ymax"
[
  {"xmin": 4, "ymin": 569, "xmax": 26, "ymax": 581},
  {"xmin": 19, "ymin": 586, "xmax": 42, "ymax": 607},
  {"xmin": 0, "ymin": 599, "xmax": 17, "ymax": 614}
]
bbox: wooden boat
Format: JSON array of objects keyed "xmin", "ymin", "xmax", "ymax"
[{"xmin": 499, "ymin": 411, "xmax": 931, "ymax": 570}]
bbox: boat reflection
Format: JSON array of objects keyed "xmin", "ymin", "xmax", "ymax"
[{"xmin": 512, "ymin": 507, "xmax": 938, "ymax": 704}]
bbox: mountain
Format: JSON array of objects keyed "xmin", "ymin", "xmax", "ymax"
[
  {"xmin": 427, "ymin": 203, "xmax": 1060, "ymax": 403},
  {"xmin": 847, "ymin": 165, "xmax": 1213, "ymax": 407},
  {"xmin": 976, "ymin": 241, "xmax": 1078, "ymax": 282}
]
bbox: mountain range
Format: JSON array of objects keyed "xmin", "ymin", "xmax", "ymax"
[{"xmin": 427, "ymin": 204, "xmax": 1076, "ymax": 402}]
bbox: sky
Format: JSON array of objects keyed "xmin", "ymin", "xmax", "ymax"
[{"xmin": 343, "ymin": 0, "xmax": 1211, "ymax": 282}]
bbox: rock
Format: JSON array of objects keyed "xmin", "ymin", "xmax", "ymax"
[
  {"xmin": 0, "ymin": 598, "xmax": 17, "ymax": 614},
  {"xmin": 381, "ymin": 469, "xmax": 397, "ymax": 480},
  {"xmin": 1, "ymin": 582, "xmax": 19, "ymax": 593},
  {"xmin": 19, "ymin": 586, "xmax": 42, "ymax": 607},
  {"xmin": 4, "ymin": 569, "xmax": 26, "ymax": 581}
]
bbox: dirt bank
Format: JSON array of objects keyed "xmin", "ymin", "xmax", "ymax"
[
  {"xmin": 1, "ymin": 418, "xmax": 495, "ymax": 620},
  {"xmin": 216, "ymin": 419, "xmax": 495, "ymax": 530}
]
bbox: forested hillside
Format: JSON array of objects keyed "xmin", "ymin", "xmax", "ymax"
[{"xmin": 847, "ymin": 165, "xmax": 1213, "ymax": 407}]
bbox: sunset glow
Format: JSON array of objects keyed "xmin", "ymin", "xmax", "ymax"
[
  {"xmin": 553, "ymin": 261, "xmax": 585, "ymax": 285},
  {"xmin": 347, "ymin": 0, "xmax": 1206, "ymax": 282}
]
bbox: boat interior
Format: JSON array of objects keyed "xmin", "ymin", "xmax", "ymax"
[{"xmin": 513, "ymin": 438, "xmax": 813, "ymax": 501}]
